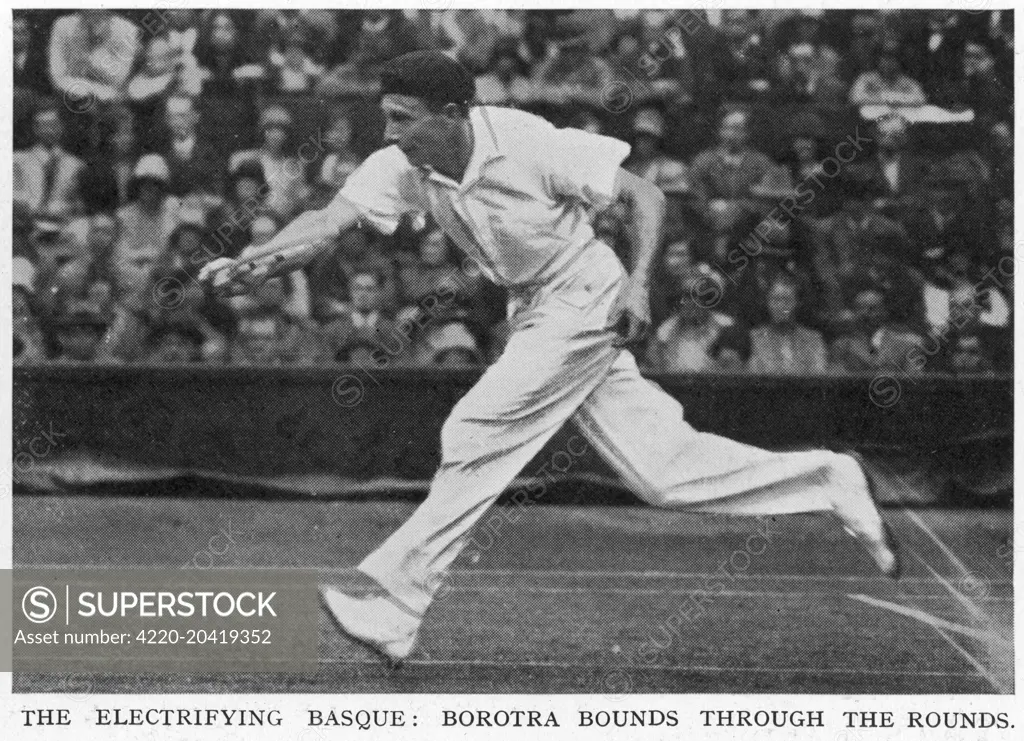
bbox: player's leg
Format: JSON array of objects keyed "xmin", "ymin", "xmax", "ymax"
[
  {"xmin": 323, "ymin": 266, "xmax": 625, "ymax": 658},
  {"xmin": 572, "ymin": 351, "xmax": 898, "ymax": 574}
]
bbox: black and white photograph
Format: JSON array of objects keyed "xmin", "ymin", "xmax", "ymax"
[{"xmin": 7, "ymin": 3, "xmax": 1015, "ymax": 713}]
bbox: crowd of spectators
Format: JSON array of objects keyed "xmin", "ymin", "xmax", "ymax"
[{"xmin": 13, "ymin": 9, "xmax": 1013, "ymax": 374}]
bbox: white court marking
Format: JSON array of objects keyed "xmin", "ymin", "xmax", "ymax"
[{"xmin": 847, "ymin": 594, "xmax": 1012, "ymax": 648}]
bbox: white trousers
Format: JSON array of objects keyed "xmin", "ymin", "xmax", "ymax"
[{"xmin": 360, "ymin": 242, "xmax": 872, "ymax": 616}]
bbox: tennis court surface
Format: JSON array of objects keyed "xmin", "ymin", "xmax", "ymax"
[{"xmin": 13, "ymin": 491, "xmax": 1012, "ymax": 693}]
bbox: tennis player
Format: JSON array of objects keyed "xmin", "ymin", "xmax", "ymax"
[{"xmin": 199, "ymin": 51, "xmax": 899, "ymax": 663}]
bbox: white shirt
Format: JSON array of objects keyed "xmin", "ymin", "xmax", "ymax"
[{"xmin": 334, "ymin": 105, "xmax": 630, "ymax": 287}]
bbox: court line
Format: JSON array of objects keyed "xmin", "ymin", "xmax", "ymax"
[
  {"xmin": 909, "ymin": 550, "xmax": 1010, "ymax": 636},
  {"xmin": 16, "ymin": 563, "xmax": 1012, "ymax": 586},
  {"xmin": 847, "ymin": 594, "xmax": 1012, "ymax": 647},
  {"xmin": 315, "ymin": 656, "xmax": 985, "ymax": 679},
  {"xmin": 930, "ymin": 625, "xmax": 1011, "ymax": 694}
]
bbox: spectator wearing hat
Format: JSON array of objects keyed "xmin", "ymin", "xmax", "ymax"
[
  {"xmin": 748, "ymin": 274, "xmax": 827, "ymax": 375},
  {"xmin": 113, "ymin": 154, "xmax": 182, "ymax": 291},
  {"xmin": 649, "ymin": 225, "xmax": 721, "ymax": 326},
  {"xmin": 229, "ymin": 105, "xmax": 310, "ymax": 221},
  {"xmin": 157, "ymin": 96, "xmax": 224, "ymax": 200},
  {"xmin": 810, "ymin": 176, "xmax": 909, "ymax": 321},
  {"xmin": 13, "ymin": 256, "xmax": 47, "ymax": 364},
  {"xmin": 623, "ymin": 108, "xmax": 692, "ymax": 225},
  {"xmin": 702, "ymin": 9, "xmax": 775, "ymax": 103},
  {"xmin": 849, "ymin": 43, "xmax": 927, "ymax": 107},
  {"xmin": 13, "ymin": 101, "xmax": 86, "ymax": 223}
]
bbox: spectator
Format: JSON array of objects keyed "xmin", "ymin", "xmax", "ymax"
[
  {"xmin": 13, "ymin": 100, "xmax": 86, "ymax": 222},
  {"xmin": 145, "ymin": 318, "xmax": 207, "ymax": 363},
  {"xmin": 211, "ymin": 160, "xmax": 270, "ymax": 258},
  {"xmin": 987, "ymin": 119, "xmax": 1012, "ymax": 204},
  {"xmin": 48, "ymin": 10, "xmax": 140, "ymax": 105},
  {"xmin": 412, "ymin": 316, "xmax": 485, "ymax": 368},
  {"xmin": 98, "ymin": 266, "xmax": 156, "ymax": 362},
  {"xmin": 830, "ymin": 287, "xmax": 928, "ymax": 374},
  {"xmin": 703, "ymin": 9, "xmax": 775, "ymax": 103},
  {"xmin": 112, "ymin": 155, "xmax": 181, "ymax": 292},
  {"xmin": 229, "ymin": 106, "xmax": 310, "ymax": 221},
  {"xmin": 422, "ymin": 10, "xmax": 502, "ymax": 74},
  {"xmin": 14, "ymin": 12, "xmax": 50, "ymax": 95},
  {"xmin": 748, "ymin": 275, "xmax": 827, "ymax": 374},
  {"xmin": 49, "ymin": 307, "xmax": 110, "ymax": 364},
  {"xmin": 267, "ymin": 27, "xmax": 326, "ymax": 93},
  {"xmin": 810, "ymin": 177, "xmax": 909, "ymax": 321},
  {"xmin": 196, "ymin": 11, "xmax": 262, "ymax": 94},
  {"xmin": 777, "ymin": 112, "xmax": 843, "ymax": 218},
  {"xmin": 772, "ymin": 42, "xmax": 847, "ymax": 105},
  {"xmin": 849, "ymin": 43, "xmax": 927, "ymax": 107},
  {"xmin": 398, "ymin": 227, "xmax": 487, "ymax": 323},
  {"xmin": 128, "ymin": 35, "xmax": 203, "ymax": 151},
  {"xmin": 474, "ymin": 40, "xmax": 533, "ymax": 106},
  {"xmin": 649, "ymin": 275, "xmax": 747, "ymax": 373},
  {"xmin": 148, "ymin": 267, "xmax": 228, "ymax": 363},
  {"xmin": 13, "ymin": 256, "xmax": 47, "ymax": 364},
  {"xmin": 64, "ymin": 212, "xmax": 119, "ymax": 282},
  {"xmin": 623, "ymin": 109, "xmax": 691, "ymax": 224},
  {"xmin": 318, "ymin": 10, "xmax": 418, "ymax": 96},
  {"xmin": 902, "ymin": 9, "xmax": 968, "ymax": 101},
  {"xmin": 690, "ymin": 110, "xmax": 788, "ymax": 259},
  {"xmin": 531, "ymin": 13, "xmax": 615, "ymax": 106},
  {"xmin": 251, "ymin": 10, "xmax": 338, "ymax": 68},
  {"xmin": 935, "ymin": 38, "xmax": 1012, "ymax": 122},
  {"xmin": 307, "ymin": 108, "xmax": 362, "ymax": 207},
  {"xmin": 931, "ymin": 281, "xmax": 1010, "ymax": 373},
  {"xmin": 901, "ymin": 164, "xmax": 986, "ymax": 273},
  {"xmin": 230, "ymin": 277, "xmax": 321, "ymax": 366},
  {"xmin": 160, "ymin": 95, "xmax": 225, "ymax": 204},
  {"xmin": 14, "ymin": 12, "xmax": 51, "ymax": 148},
  {"xmin": 312, "ymin": 229, "xmax": 398, "ymax": 321},
  {"xmin": 649, "ymin": 226, "xmax": 721, "ymax": 325},
  {"xmin": 847, "ymin": 114, "xmax": 930, "ymax": 217},
  {"xmin": 48, "ymin": 10, "xmax": 140, "ymax": 154},
  {"xmin": 239, "ymin": 214, "xmax": 312, "ymax": 320},
  {"xmin": 946, "ymin": 334, "xmax": 993, "ymax": 375},
  {"xmin": 324, "ymin": 271, "xmax": 400, "ymax": 365}
]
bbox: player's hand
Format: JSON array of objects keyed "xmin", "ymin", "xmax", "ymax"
[
  {"xmin": 608, "ymin": 278, "xmax": 652, "ymax": 349},
  {"xmin": 198, "ymin": 256, "xmax": 270, "ymax": 297}
]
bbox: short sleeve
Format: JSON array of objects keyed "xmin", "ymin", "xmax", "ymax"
[
  {"xmin": 539, "ymin": 126, "xmax": 631, "ymax": 206},
  {"xmin": 336, "ymin": 146, "xmax": 419, "ymax": 235}
]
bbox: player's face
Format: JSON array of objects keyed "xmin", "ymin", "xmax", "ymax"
[{"xmin": 381, "ymin": 94, "xmax": 460, "ymax": 171}]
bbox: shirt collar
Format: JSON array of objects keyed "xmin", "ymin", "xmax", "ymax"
[{"xmin": 423, "ymin": 107, "xmax": 504, "ymax": 191}]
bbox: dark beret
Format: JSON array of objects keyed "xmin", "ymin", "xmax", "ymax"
[{"xmin": 379, "ymin": 51, "xmax": 476, "ymax": 106}]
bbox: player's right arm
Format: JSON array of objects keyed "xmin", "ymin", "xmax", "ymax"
[
  {"xmin": 198, "ymin": 197, "xmax": 361, "ymax": 295},
  {"xmin": 200, "ymin": 146, "xmax": 414, "ymax": 296}
]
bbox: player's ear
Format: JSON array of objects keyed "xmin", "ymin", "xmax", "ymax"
[{"xmin": 441, "ymin": 102, "xmax": 463, "ymax": 120}]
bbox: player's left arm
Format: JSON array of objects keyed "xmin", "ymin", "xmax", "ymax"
[{"xmin": 607, "ymin": 168, "xmax": 666, "ymax": 347}]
